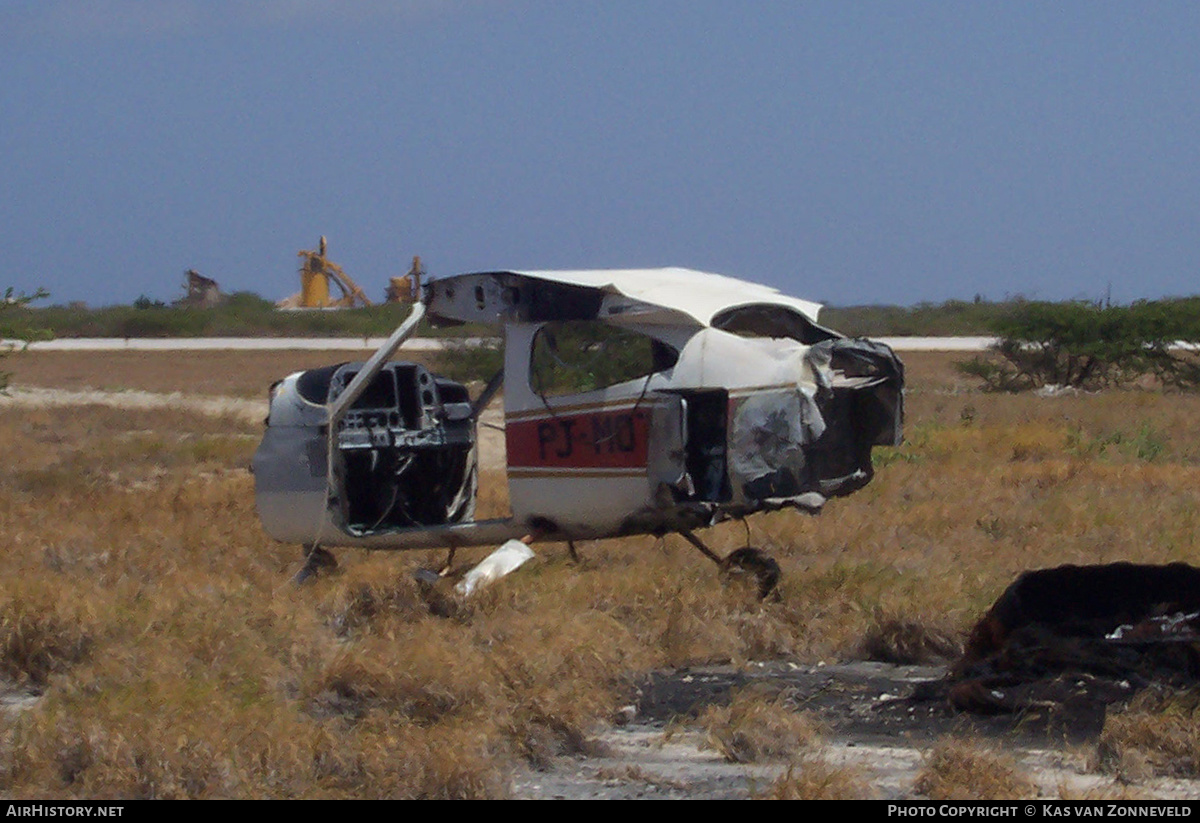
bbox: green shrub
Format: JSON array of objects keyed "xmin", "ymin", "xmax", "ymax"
[
  {"xmin": 432, "ymin": 339, "xmax": 504, "ymax": 384},
  {"xmin": 822, "ymin": 299, "xmax": 1021, "ymax": 336},
  {"xmin": 958, "ymin": 300, "xmax": 1200, "ymax": 391},
  {"xmin": 1, "ymin": 287, "xmax": 50, "ymax": 391},
  {"xmin": 31, "ymin": 296, "xmax": 467, "ymax": 340},
  {"xmin": 133, "ymin": 295, "xmax": 167, "ymax": 310}
]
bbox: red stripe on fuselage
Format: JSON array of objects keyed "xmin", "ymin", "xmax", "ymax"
[{"xmin": 507, "ymin": 407, "xmax": 650, "ymax": 469}]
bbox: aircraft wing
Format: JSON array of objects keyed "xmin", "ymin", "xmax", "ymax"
[{"xmin": 424, "ymin": 268, "xmax": 838, "ymax": 342}]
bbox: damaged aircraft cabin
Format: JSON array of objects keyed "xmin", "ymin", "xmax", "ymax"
[{"xmin": 252, "ymin": 268, "xmax": 904, "ymax": 589}]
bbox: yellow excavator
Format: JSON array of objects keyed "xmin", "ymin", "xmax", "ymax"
[
  {"xmin": 386, "ymin": 256, "xmax": 424, "ymax": 304},
  {"xmin": 277, "ymin": 237, "xmax": 374, "ymax": 309}
]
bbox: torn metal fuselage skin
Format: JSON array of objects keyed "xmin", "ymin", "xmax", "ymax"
[{"xmin": 252, "ymin": 268, "xmax": 904, "ymax": 552}]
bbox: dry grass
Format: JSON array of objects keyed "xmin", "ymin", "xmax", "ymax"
[
  {"xmin": 2, "ymin": 352, "xmax": 1200, "ymax": 796},
  {"xmin": 1056, "ymin": 781, "xmax": 1149, "ymax": 801},
  {"xmin": 699, "ymin": 688, "xmax": 824, "ymax": 763},
  {"xmin": 858, "ymin": 612, "xmax": 962, "ymax": 664},
  {"xmin": 914, "ymin": 738, "xmax": 1038, "ymax": 800},
  {"xmin": 0, "ymin": 583, "xmax": 96, "ymax": 687},
  {"xmin": 756, "ymin": 756, "xmax": 869, "ymax": 800},
  {"xmin": 1094, "ymin": 688, "xmax": 1200, "ymax": 780}
]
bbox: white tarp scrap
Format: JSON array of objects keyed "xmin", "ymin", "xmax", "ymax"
[{"xmin": 455, "ymin": 539, "xmax": 536, "ymax": 596}]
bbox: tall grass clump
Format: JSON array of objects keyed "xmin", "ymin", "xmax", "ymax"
[
  {"xmin": 858, "ymin": 611, "xmax": 962, "ymax": 664},
  {"xmin": 1094, "ymin": 688, "xmax": 1200, "ymax": 779},
  {"xmin": 915, "ymin": 738, "xmax": 1037, "ymax": 800},
  {"xmin": 699, "ymin": 688, "xmax": 824, "ymax": 763},
  {"xmin": 756, "ymin": 756, "xmax": 868, "ymax": 800},
  {"xmin": 0, "ymin": 583, "xmax": 96, "ymax": 687}
]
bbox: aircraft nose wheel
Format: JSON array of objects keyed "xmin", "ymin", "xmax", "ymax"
[
  {"xmin": 720, "ymin": 547, "xmax": 781, "ymax": 600},
  {"xmin": 678, "ymin": 529, "xmax": 781, "ymax": 600}
]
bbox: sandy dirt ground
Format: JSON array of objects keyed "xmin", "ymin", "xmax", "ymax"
[
  {"xmin": 512, "ymin": 662, "xmax": 1200, "ymax": 800},
  {"xmin": 2, "ymin": 386, "xmax": 269, "ymax": 423}
]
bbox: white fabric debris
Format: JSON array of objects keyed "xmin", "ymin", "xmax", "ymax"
[{"xmin": 455, "ymin": 539, "xmax": 536, "ymax": 596}]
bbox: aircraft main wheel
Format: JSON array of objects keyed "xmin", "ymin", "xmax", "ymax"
[{"xmin": 721, "ymin": 547, "xmax": 781, "ymax": 600}]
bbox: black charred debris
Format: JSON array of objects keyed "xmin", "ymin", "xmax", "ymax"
[{"xmin": 912, "ymin": 562, "xmax": 1200, "ymax": 740}]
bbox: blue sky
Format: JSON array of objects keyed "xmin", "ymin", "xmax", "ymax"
[{"xmin": 3, "ymin": 1, "xmax": 1198, "ymax": 308}]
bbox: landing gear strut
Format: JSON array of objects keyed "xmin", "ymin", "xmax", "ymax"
[{"xmin": 412, "ymin": 545, "xmax": 459, "ymax": 586}]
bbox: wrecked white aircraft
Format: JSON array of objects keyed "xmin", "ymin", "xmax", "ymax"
[{"xmin": 252, "ymin": 268, "xmax": 904, "ymax": 593}]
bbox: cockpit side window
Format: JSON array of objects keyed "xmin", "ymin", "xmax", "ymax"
[{"xmin": 530, "ymin": 321, "xmax": 677, "ymax": 398}]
